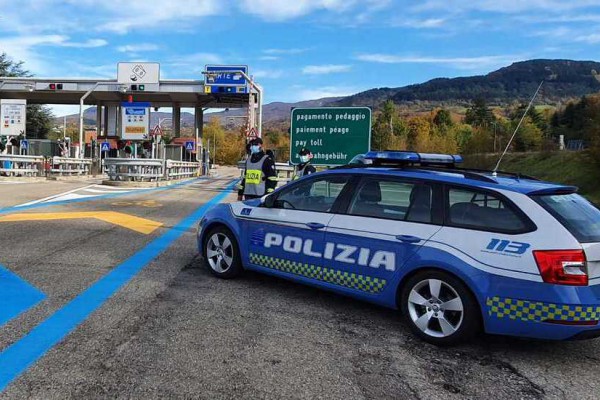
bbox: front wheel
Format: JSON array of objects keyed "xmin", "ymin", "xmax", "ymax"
[
  {"xmin": 203, "ymin": 226, "xmax": 243, "ymax": 279},
  {"xmin": 400, "ymin": 270, "xmax": 480, "ymax": 346}
]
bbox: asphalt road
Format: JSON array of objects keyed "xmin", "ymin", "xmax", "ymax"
[{"xmin": 1, "ymin": 171, "xmax": 599, "ymax": 399}]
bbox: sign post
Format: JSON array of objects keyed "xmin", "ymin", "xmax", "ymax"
[
  {"xmin": 290, "ymin": 107, "xmax": 371, "ymax": 166},
  {"xmin": 121, "ymin": 102, "xmax": 151, "ymax": 141},
  {"xmin": 204, "ymin": 65, "xmax": 248, "ymax": 94},
  {"xmin": 1, "ymin": 99, "xmax": 26, "ymax": 137},
  {"xmin": 117, "ymin": 62, "xmax": 160, "ymax": 91}
]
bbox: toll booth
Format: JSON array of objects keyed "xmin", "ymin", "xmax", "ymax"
[{"xmin": 0, "ymin": 63, "xmax": 261, "ymax": 181}]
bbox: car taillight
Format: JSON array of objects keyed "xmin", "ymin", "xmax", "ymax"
[{"xmin": 533, "ymin": 250, "xmax": 588, "ymax": 286}]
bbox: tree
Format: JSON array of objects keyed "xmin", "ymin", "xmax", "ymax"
[
  {"xmin": 433, "ymin": 108, "xmax": 453, "ymax": 129},
  {"xmin": 513, "ymin": 117, "xmax": 543, "ymax": 151},
  {"xmin": 465, "ymin": 97, "xmax": 496, "ymax": 127},
  {"xmin": 0, "ymin": 53, "xmax": 54, "ymax": 139},
  {"xmin": 371, "ymin": 100, "xmax": 407, "ymax": 150}
]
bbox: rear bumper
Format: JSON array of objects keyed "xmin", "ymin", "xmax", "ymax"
[{"xmin": 481, "ymin": 275, "xmax": 600, "ymax": 340}]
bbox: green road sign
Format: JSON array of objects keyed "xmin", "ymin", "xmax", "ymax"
[{"xmin": 290, "ymin": 107, "xmax": 371, "ymax": 166}]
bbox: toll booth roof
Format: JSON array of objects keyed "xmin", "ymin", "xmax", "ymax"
[{"xmin": 0, "ymin": 78, "xmax": 249, "ymax": 108}]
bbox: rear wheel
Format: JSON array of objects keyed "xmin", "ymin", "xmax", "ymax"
[
  {"xmin": 203, "ymin": 226, "xmax": 242, "ymax": 279},
  {"xmin": 401, "ymin": 270, "xmax": 480, "ymax": 345}
]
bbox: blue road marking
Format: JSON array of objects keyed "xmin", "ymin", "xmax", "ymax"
[
  {"xmin": 0, "ymin": 264, "xmax": 45, "ymax": 328},
  {"xmin": 0, "ymin": 179, "xmax": 238, "ymax": 392},
  {"xmin": 0, "ymin": 177, "xmax": 210, "ymax": 216}
]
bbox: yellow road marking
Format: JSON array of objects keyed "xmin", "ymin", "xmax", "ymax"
[{"xmin": 0, "ymin": 212, "xmax": 163, "ymax": 235}]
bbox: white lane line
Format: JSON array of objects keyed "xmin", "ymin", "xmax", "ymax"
[
  {"xmin": 45, "ymin": 193, "xmax": 98, "ymax": 202},
  {"xmin": 15, "ymin": 184, "xmax": 96, "ymax": 207},
  {"xmin": 91, "ymin": 185, "xmax": 146, "ymax": 191},
  {"xmin": 80, "ymin": 188, "xmax": 132, "ymax": 194}
]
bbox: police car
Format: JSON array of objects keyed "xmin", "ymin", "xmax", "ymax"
[{"xmin": 197, "ymin": 151, "xmax": 600, "ymax": 345}]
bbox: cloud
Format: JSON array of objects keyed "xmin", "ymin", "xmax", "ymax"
[
  {"xmin": 253, "ymin": 69, "xmax": 285, "ymax": 79},
  {"xmin": 117, "ymin": 43, "xmax": 159, "ymax": 53},
  {"xmin": 295, "ymin": 85, "xmax": 359, "ymax": 101},
  {"xmin": 392, "ymin": 18, "xmax": 446, "ymax": 28},
  {"xmin": 0, "ymin": 35, "xmax": 108, "ymax": 74},
  {"xmin": 59, "ymin": 38, "xmax": 108, "ymax": 48},
  {"xmin": 575, "ymin": 33, "xmax": 600, "ymax": 44},
  {"xmin": 238, "ymin": 0, "xmax": 357, "ymax": 21},
  {"xmin": 302, "ymin": 64, "xmax": 351, "ymax": 75},
  {"xmin": 263, "ymin": 48, "xmax": 309, "ymax": 55},
  {"xmin": 413, "ymin": 0, "xmax": 600, "ymax": 13},
  {"xmin": 93, "ymin": 0, "xmax": 221, "ymax": 33},
  {"xmin": 164, "ymin": 53, "xmax": 225, "ymax": 76},
  {"xmin": 259, "ymin": 56, "xmax": 280, "ymax": 61},
  {"xmin": 356, "ymin": 53, "xmax": 522, "ymax": 70}
]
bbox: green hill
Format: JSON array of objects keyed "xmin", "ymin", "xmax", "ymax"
[
  {"xmin": 335, "ymin": 60, "xmax": 600, "ymax": 107},
  {"xmin": 463, "ymin": 151, "xmax": 600, "ymax": 204}
]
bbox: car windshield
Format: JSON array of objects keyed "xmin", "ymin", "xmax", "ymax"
[{"xmin": 534, "ymin": 193, "xmax": 600, "ymax": 243}]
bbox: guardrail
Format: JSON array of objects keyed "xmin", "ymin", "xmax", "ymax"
[
  {"xmin": 49, "ymin": 157, "xmax": 92, "ymax": 176},
  {"xmin": 166, "ymin": 160, "xmax": 201, "ymax": 180},
  {"xmin": 104, "ymin": 158, "xmax": 165, "ymax": 182},
  {"xmin": 0, "ymin": 154, "xmax": 45, "ymax": 177}
]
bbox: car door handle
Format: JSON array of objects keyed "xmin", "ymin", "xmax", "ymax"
[
  {"xmin": 306, "ymin": 222, "xmax": 326, "ymax": 230},
  {"xmin": 395, "ymin": 235, "xmax": 422, "ymax": 244}
]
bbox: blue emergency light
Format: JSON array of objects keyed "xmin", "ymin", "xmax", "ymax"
[{"xmin": 363, "ymin": 151, "xmax": 463, "ymax": 166}]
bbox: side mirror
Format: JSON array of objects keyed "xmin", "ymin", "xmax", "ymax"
[{"xmin": 262, "ymin": 194, "xmax": 276, "ymax": 208}]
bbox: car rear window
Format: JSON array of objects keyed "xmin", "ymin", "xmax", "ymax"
[{"xmin": 534, "ymin": 194, "xmax": 600, "ymax": 243}]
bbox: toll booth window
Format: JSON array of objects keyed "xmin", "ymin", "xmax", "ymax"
[
  {"xmin": 275, "ymin": 176, "xmax": 349, "ymax": 213},
  {"xmin": 447, "ymin": 188, "xmax": 527, "ymax": 233},
  {"xmin": 348, "ymin": 179, "xmax": 433, "ymax": 223}
]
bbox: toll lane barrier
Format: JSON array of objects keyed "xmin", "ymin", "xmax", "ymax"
[
  {"xmin": 103, "ymin": 158, "xmax": 201, "ymax": 182},
  {"xmin": 0, "ymin": 155, "xmax": 45, "ymax": 177},
  {"xmin": 49, "ymin": 157, "xmax": 92, "ymax": 176}
]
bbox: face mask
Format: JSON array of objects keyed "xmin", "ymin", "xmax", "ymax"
[
  {"xmin": 299, "ymin": 155, "xmax": 309, "ymax": 163},
  {"xmin": 250, "ymin": 145, "xmax": 260, "ymax": 154}
]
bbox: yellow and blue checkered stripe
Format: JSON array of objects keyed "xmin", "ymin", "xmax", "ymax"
[
  {"xmin": 249, "ymin": 253, "xmax": 387, "ymax": 294},
  {"xmin": 486, "ymin": 296, "xmax": 600, "ymax": 323}
]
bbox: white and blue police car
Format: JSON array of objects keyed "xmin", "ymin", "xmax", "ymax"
[{"xmin": 198, "ymin": 151, "xmax": 600, "ymax": 345}]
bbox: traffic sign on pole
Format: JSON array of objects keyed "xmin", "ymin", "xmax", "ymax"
[
  {"xmin": 246, "ymin": 127, "xmax": 258, "ymax": 139},
  {"xmin": 150, "ymin": 125, "xmax": 163, "ymax": 137},
  {"xmin": 290, "ymin": 107, "xmax": 371, "ymax": 166},
  {"xmin": 185, "ymin": 141, "xmax": 195, "ymax": 152},
  {"xmin": 20, "ymin": 139, "xmax": 28, "ymax": 149},
  {"xmin": 101, "ymin": 142, "xmax": 110, "ymax": 152}
]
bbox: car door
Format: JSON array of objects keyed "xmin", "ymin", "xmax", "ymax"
[
  {"xmin": 242, "ymin": 174, "xmax": 353, "ymax": 285},
  {"xmin": 323, "ymin": 175, "xmax": 443, "ymax": 304}
]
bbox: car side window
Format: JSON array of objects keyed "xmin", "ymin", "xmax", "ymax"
[
  {"xmin": 275, "ymin": 176, "xmax": 350, "ymax": 213},
  {"xmin": 447, "ymin": 187, "xmax": 527, "ymax": 232},
  {"xmin": 348, "ymin": 178, "xmax": 433, "ymax": 223}
]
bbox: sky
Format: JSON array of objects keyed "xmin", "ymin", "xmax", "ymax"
[{"xmin": 1, "ymin": 0, "xmax": 599, "ymax": 116}]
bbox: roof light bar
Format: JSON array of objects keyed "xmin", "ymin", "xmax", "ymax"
[{"xmin": 364, "ymin": 151, "xmax": 463, "ymax": 165}]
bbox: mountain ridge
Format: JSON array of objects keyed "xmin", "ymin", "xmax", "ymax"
[{"xmin": 55, "ymin": 59, "xmax": 600, "ymax": 126}]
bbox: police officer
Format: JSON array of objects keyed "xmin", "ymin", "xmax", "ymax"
[
  {"xmin": 293, "ymin": 147, "xmax": 316, "ymax": 180},
  {"xmin": 238, "ymin": 138, "xmax": 278, "ymax": 200}
]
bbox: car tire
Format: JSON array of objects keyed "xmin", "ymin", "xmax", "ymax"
[
  {"xmin": 203, "ymin": 226, "xmax": 243, "ymax": 279},
  {"xmin": 400, "ymin": 270, "xmax": 480, "ymax": 346}
]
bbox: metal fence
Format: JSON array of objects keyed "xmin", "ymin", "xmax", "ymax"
[
  {"xmin": 166, "ymin": 160, "xmax": 201, "ymax": 180},
  {"xmin": 0, "ymin": 154, "xmax": 203, "ymax": 182},
  {"xmin": 103, "ymin": 158, "xmax": 201, "ymax": 182},
  {"xmin": 0, "ymin": 155, "xmax": 45, "ymax": 177},
  {"xmin": 49, "ymin": 157, "xmax": 92, "ymax": 176}
]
